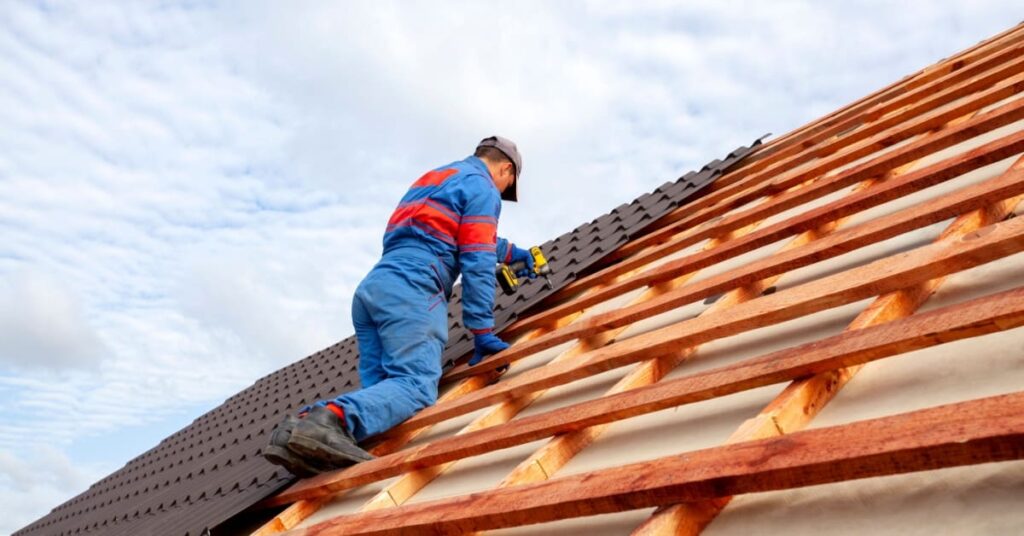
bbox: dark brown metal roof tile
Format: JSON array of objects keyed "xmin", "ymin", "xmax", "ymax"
[{"xmin": 14, "ymin": 140, "xmax": 759, "ymax": 536}]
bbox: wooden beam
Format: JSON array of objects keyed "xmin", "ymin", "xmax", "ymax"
[
  {"xmin": 631, "ymin": 158, "xmax": 1024, "ymax": 534},
  {"xmin": 487, "ymin": 117, "xmax": 972, "ymax": 526},
  {"xmin": 267, "ymin": 276, "xmax": 1024, "ymax": 506},
  {"xmin": 381, "ymin": 214, "xmax": 1024, "ymax": 440},
  {"xmin": 447, "ymin": 128, "xmax": 1024, "ymax": 379},
  {"xmin": 284, "ymin": 391, "xmax": 1024, "ymax": 535},
  {"xmin": 539, "ymin": 77, "xmax": 1024, "ymax": 311}
]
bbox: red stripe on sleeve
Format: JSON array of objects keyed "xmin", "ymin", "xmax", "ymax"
[{"xmin": 458, "ymin": 221, "xmax": 497, "ymax": 248}]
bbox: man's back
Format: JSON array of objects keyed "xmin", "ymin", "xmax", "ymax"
[{"xmin": 382, "ymin": 155, "xmax": 510, "ymax": 333}]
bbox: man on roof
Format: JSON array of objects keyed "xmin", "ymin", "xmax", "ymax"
[{"xmin": 264, "ymin": 136, "xmax": 536, "ymax": 475}]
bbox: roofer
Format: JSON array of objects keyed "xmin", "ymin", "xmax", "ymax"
[{"xmin": 264, "ymin": 136, "xmax": 535, "ymax": 476}]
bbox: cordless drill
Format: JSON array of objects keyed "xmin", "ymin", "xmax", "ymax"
[{"xmin": 497, "ymin": 246, "xmax": 553, "ymax": 295}]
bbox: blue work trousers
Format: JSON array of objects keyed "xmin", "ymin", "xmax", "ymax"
[{"xmin": 330, "ymin": 249, "xmax": 449, "ymax": 441}]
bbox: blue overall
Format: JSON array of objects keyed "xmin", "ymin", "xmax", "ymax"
[{"xmin": 316, "ymin": 156, "xmax": 512, "ymax": 441}]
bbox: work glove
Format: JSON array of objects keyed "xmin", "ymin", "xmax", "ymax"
[
  {"xmin": 509, "ymin": 244, "xmax": 536, "ymax": 278},
  {"xmin": 470, "ymin": 331, "xmax": 509, "ymax": 366}
]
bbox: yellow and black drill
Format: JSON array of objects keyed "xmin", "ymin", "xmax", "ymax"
[{"xmin": 496, "ymin": 246, "xmax": 553, "ymax": 295}]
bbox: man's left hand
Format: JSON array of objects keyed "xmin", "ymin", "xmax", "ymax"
[
  {"xmin": 470, "ymin": 331, "xmax": 509, "ymax": 366},
  {"xmin": 509, "ymin": 244, "xmax": 536, "ymax": 278}
]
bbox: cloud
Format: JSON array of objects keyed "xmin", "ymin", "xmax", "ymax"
[
  {"xmin": 0, "ymin": 447, "xmax": 109, "ymax": 535},
  {"xmin": 0, "ymin": 272, "xmax": 106, "ymax": 370},
  {"xmin": 0, "ymin": 0, "xmax": 1016, "ymax": 532}
]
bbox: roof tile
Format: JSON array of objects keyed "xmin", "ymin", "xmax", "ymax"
[{"xmin": 14, "ymin": 140, "xmax": 759, "ymax": 536}]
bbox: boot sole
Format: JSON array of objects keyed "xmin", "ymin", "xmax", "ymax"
[
  {"xmin": 287, "ymin": 431, "xmax": 375, "ymax": 467},
  {"xmin": 263, "ymin": 444, "xmax": 322, "ymax": 478}
]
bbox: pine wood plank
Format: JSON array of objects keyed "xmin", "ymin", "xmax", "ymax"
[{"xmin": 285, "ymin": 391, "xmax": 1024, "ymax": 535}]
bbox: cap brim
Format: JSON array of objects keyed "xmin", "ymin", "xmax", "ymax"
[{"xmin": 501, "ymin": 176, "xmax": 518, "ymax": 202}]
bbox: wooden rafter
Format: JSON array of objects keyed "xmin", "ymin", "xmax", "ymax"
[
  {"xmin": 472, "ymin": 108, "xmax": 983, "ymax": 522},
  {"xmin": 485, "ymin": 181, "xmax": 874, "ymax": 498}
]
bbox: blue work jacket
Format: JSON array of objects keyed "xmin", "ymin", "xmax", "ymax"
[{"xmin": 382, "ymin": 155, "xmax": 512, "ymax": 333}]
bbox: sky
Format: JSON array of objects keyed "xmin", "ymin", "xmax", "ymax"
[{"xmin": 0, "ymin": 1, "xmax": 1016, "ymax": 533}]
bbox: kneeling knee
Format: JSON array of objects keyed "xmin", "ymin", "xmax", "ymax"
[{"xmin": 410, "ymin": 380, "xmax": 438, "ymax": 408}]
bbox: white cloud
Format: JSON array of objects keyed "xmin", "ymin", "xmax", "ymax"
[
  {"xmin": 0, "ymin": 0, "xmax": 1016, "ymax": 533},
  {"xmin": 0, "ymin": 272, "xmax": 106, "ymax": 370},
  {"xmin": 0, "ymin": 447, "xmax": 109, "ymax": 535}
]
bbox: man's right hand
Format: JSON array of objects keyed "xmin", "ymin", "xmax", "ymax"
[{"xmin": 470, "ymin": 331, "xmax": 509, "ymax": 366}]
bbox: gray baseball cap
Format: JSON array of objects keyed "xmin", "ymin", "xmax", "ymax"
[{"xmin": 477, "ymin": 135, "xmax": 521, "ymax": 202}]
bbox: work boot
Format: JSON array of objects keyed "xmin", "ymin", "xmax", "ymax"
[
  {"xmin": 262, "ymin": 414, "xmax": 334, "ymax": 478},
  {"xmin": 287, "ymin": 405, "xmax": 375, "ymax": 467}
]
